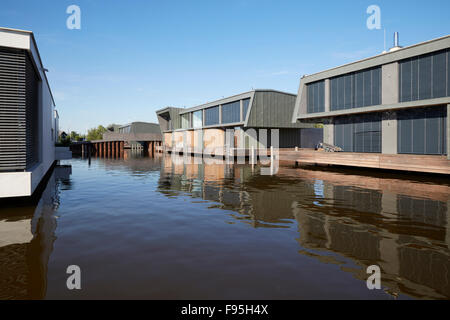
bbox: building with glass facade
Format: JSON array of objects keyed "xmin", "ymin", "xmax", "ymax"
[
  {"xmin": 292, "ymin": 35, "xmax": 450, "ymax": 160},
  {"xmin": 156, "ymin": 90, "xmax": 321, "ymax": 154}
]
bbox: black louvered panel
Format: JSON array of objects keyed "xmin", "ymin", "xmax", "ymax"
[
  {"xmin": 25, "ymin": 53, "xmax": 39, "ymax": 168},
  {"xmin": 0, "ymin": 48, "xmax": 27, "ymax": 171}
]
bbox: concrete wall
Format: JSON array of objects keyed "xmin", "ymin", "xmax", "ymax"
[
  {"xmin": 381, "ymin": 63, "xmax": 399, "ymax": 105},
  {"xmin": 323, "ymin": 119, "xmax": 334, "ymax": 145},
  {"xmin": 382, "ymin": 111, "xmax": 397, "ymax": 154}
]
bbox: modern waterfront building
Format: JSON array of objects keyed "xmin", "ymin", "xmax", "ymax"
[
  {"xmin": 156, "ymin": 90, "xmax": 321, "ymax": 155},
  {"xmin": 291, "ymin": 34, "xmax": 450, "ymax": 173},
  {"xmin": 0, "ymin": 28, "xmax": 62, "ymax": 198}
]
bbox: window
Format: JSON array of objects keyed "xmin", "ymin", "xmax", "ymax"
[
  {"xmin": 181, "ymin": 113, "xmax": 190, "ymax": 129},
  {"xmin": 398, "ymin": 106, "xmax": 447, "ymax": 155},
  {"xmin": 204, "ymin": 106, "xmax": 219, "ymax": 126},
  {"xmin": 330, "ymin": 67, "xmax": 381, "ymax": 111},
  {"xmin": 307, "ymin": 80, "xmax": 325, "ymax": 113},
  {"xmin": 243, "ymin": 98, "xmax": 250, "ymax": 120},
  {"xmin": 222, "ymin": 101, "xmax": 240, "ymax": 124},
  {"xmin": 192, "ymin": 110, "xmax": 202, "ymax": 128},
  {"xmin": 334, "ymin": 113, "xmax": 381, "ymax": 153},
  {"xmin": 399, "ymin": 49, "xmax": 449, "ymax": 102}
]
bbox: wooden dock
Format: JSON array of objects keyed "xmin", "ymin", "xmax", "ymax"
[
  {"xmin": 70, "ymin": 140, "xmax": 162, "ymax": 157},
  {"xmin": 278, "ymin": 149, "xmax": 450, "ymax": 175}
]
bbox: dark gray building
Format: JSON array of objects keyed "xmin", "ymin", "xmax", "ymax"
[
  {"xmin": 156, "ymin": 90, "xmax": 321, "ymax": 153},
  {"xmin": 292, "ymin": 34, "xmax": 450, "ymax": 160}
]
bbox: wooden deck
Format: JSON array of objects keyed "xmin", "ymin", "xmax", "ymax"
[{"xmin": 278, "ymin": 149, "xmax": 450, "ymax": 175}]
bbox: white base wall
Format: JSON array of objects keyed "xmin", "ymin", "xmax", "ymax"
[
  {"xmin": 0, "ymin": 161, "xmax": 55, "ymax": 198},
  {"xmin": 0, "ymin": 172, "xmax": 32, "ymax": 198}
]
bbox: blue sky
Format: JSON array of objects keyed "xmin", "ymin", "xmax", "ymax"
[{"xmin": 1, "ymin": 0, "xmax": 449, "ymax": 133}]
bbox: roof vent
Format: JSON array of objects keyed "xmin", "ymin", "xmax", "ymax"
[{"xmin": 389, "ymin": 32, "xmax": 403, "ymax": 52}]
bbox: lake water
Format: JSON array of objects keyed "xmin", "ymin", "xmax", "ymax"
[{"xmin": 1, "ymin": 152, "xmax": 449, "ymax": 299}]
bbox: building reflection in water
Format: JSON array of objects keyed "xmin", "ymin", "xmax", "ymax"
[
  {"xmin": 157, "ymin": 155, "xmax": 450, "ymax": 299},
  {"xmin": 0, "ymin": 165, "xmax": 71, "ymax": 299}
]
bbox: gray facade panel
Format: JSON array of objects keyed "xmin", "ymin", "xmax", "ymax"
[
  {"xmin": 397, "ymin": 106, "xmax": 447, "ymax": 155},
  {"xmin": 248, "ymin": 91, "xmax": 305, "ymax": 128}
]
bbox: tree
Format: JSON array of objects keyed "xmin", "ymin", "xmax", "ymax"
[
  {"xmin": 70, "ymin": 131, "xmax": 84, "ymax": 141},
  {"xmin": 86, "ymin": 125, "xmax": 107, "ymax": 141}
]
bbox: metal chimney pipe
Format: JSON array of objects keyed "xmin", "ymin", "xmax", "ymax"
[{"xmin": 394, "ymin": 32, "xmax": 399, "ymax": 47}]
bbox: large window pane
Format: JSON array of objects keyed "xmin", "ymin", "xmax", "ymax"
[
  {"xmin": 330, "ymin": 67, "xmax": 381, "ymax": 111},
  {"xmin": 204, "ymin": 106, "xmax": 219, "ymax": 126},
  {"xmin": 355, "ymin": 72, "xmax": 364, "ymax": 108},
  {"xmin": 192, "ymin": 110, "xmax": 202, "ymax": 128},
  {"xmin": 411, "ymin": 58, "xmax": 419, "ymax": 101},
  {"xmin": 399, "ymin": 50, "xmax": 450, "ymax": 102},
  {"xmin": 222, "ymin": 101, "xmax": 240, "ymax": 124},
  {"xmin": 398, "ymin": 106, "xmax": 447, "ymax": 155},
  {"xmin": 372, "ymin": 68, "xmax": 381, "ymax": 106},
  {"xmin": 412, "ymin": 115, "xmax": 425, "ymax": 153},
  {"xmin": 400, "ymin": 59, "xmax": 412, "ymax": 102},
  {"xmin": 334, "ymin": 113, "xmax": 381, "ymax": 153},
  {"xmin": 433, "ymin": 51, "xmax": 447, "ymax": 98},
  {"xmin": 307, "ymin": 80, "xmax": 325, "ymax": 113},
  {"xmin": 242, "ymin": 98, "xmax": 250, "ymax": 121},
  {"xmin": 363, "ymin": 70, "xmax": 372, "ymax": 106},
  {"xmin": 344, "ymin": 74, "xmax": 352, "ymax": 109},
  {"xmin": 331, "ymin": 78, "xmax": 338, "ymax": 110}
]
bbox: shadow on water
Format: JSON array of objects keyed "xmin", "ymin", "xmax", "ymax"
[{"xmin": 0, "ymin": 165, "xmax": 71, "ymax": 299}]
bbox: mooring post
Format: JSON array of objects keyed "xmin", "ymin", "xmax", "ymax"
[
  {"xmin": 270, "ymin": 146, "xmax": 274, "ymax": 175},
  {"xmin": 251, "ymin": 145, "xmax": 255, "ymax": 170}
]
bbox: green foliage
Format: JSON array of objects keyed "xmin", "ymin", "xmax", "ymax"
[
  {"xmin": 70, "ymin": 131, "xmax": 84, "ymax": 141},
  {"xmin": 86, "ymin": 125, "xmax": 107, "ymax": 141},
  {"xmin": 57, "ymin": 134, "xmax": 71, "ymax": 146}
]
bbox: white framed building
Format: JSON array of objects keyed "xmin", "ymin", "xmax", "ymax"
[{"xmin": 0, "ymin": 28, "xmax": 59, "ymax": 198}]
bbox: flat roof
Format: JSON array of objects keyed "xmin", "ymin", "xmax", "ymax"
[
  {"xmin": 0, "ymin": 27, "xmax": 56, "ymax": 106},
  {"xmin": 156, "ymin": 89, "xmax": 296, "ymax": 115},
  {"xmin": 119, "ymin": 122, "xmax": 159, "ymax": 128},
  {"xmin": 301, "ymin": 34, "xmax": 450, "ymax": 83}
]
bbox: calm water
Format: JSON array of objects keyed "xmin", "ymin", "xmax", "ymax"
[{"xmin": 1, "ymin": 152, "xmax": 450, "ymax": 299}]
